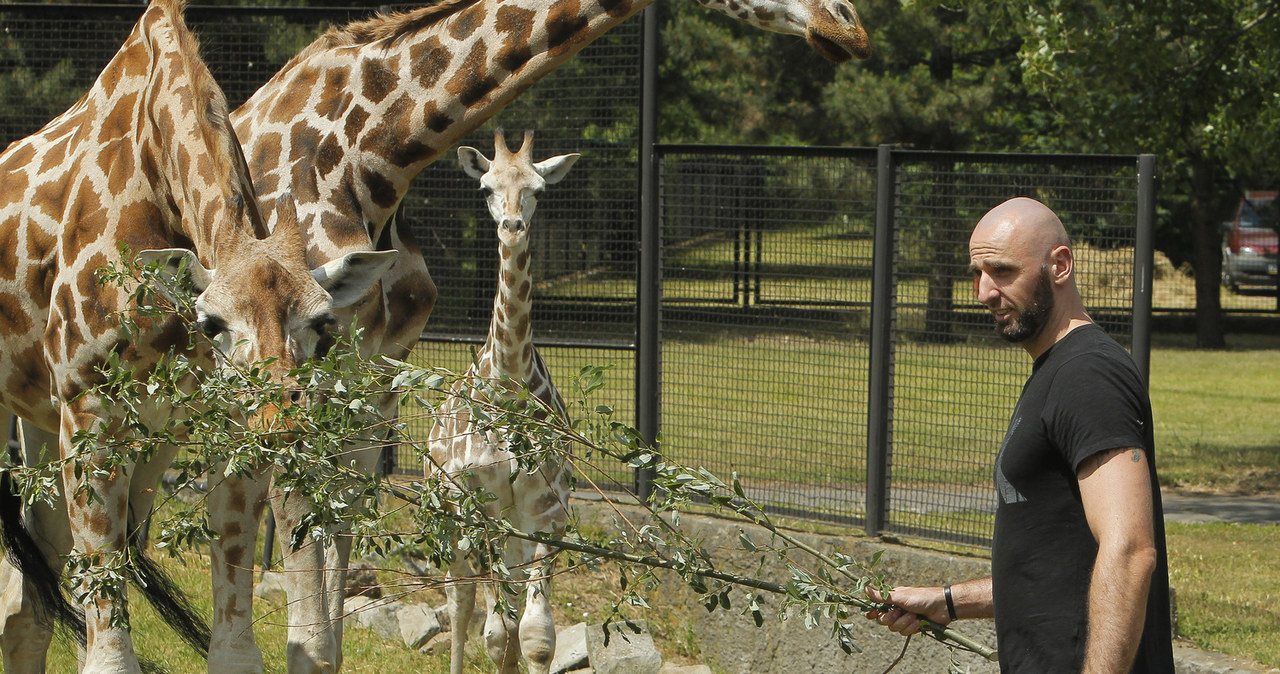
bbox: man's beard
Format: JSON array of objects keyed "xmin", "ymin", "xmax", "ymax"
[{"xmin": 997, "ymin": 267, "xmax": 1054, "ymax": 343}]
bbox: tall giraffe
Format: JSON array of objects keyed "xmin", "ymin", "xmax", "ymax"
[
  {"xmin": 229, "ymin": 0, "xmax": 868, "ymax": 669},
  {"xmin": 0, "ymin": 1, "xmax": 394, "ymax": 673},
  {"xmin": 429, "ymin": 129, "xmax": 577, "ymax": 674}
]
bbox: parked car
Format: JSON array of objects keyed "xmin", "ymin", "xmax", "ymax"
[{"xmin": 1221, "ymin": 191, "xmax": 1278, "ymax": 291}]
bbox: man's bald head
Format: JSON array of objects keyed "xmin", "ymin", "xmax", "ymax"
[
  {"xmin": 972, "ymin": 197, "xmax": 1070, "ymax": 258},
  {"xmin": 968, "ymin": 197, "xmax": 1089, "ymax": 357}
]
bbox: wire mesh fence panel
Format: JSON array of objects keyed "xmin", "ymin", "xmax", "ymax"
[
  {"xmin": 656, "ymin": 147, "xmax": 879, "ymax": 524},
  {"xmin": 0, "ymin": 6, "xmax": 368, "ymax": 145},
  {"xmin": 885, "ymin": 152, "xmax": 1143, "ymax": 545}
]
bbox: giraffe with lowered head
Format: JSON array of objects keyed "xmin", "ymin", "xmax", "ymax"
[
  {"xmin": 228, "ymin": 0, "xmax": 869, "ymax": 668},
  {"xmin": 428, "ymin": 129, "xmax": 577, "ymax": 674},
  {"xmin": 0, "ymin": 1, "xmax": 395, "ymax": 672}
]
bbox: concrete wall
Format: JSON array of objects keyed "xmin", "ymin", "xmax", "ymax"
[{"xmin": 577, "ymin": 503, "xmax": 999, "ymax": 673}]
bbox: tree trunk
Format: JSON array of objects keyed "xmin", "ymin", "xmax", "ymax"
[{"xmin": 1189, "ymin": 156, "xmax": 1226, "ymax": 349}]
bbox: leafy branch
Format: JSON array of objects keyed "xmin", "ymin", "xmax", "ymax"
[{"xmin": 7, "ymin": 251, "xmax": 997, "ymax": 669}]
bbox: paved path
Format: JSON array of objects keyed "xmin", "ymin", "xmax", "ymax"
[{"xmin": 1162, "ymin": 491, "xmax": 1280, "ymax": 524}]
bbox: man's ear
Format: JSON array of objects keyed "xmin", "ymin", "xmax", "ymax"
[
  {"xmin": 311, "ymin": 250, "xmax": 399, "ymax": 309},
  {"xmin": 135, "ymin": 248, "xmax": 215, "ymax": 294},
  {"xmin": 1050, "ymin": 245, "xmax": 1074, "ymax": 284}
]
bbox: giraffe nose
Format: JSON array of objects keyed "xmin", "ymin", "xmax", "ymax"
[{"xmin": 501, "ymin": 218, "xmax": 525, "ymax": 233}]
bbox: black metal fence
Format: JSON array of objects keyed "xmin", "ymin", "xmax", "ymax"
[{"xmin": 0, "ymin": 4, "xmax": 1157, "ymax": 547}]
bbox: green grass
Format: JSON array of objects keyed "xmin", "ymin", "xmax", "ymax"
[
  {"xmin": 28, "ymin": 538, "xmax": 468, "ymax": 673},
  {"xmin": 1149, "ymin": 332, "xmax": 1280, "ymax": 493},
  {"xmin": 1166, "ymin": 522, "xmax": 1280, "ymax": 667}
]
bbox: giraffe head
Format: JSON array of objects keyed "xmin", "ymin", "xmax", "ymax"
[
  {"xmin": 458, "ymin": 130, "xmax": 579, "ymax": 249},
  {"xmin": 697, "ymin": 0, "xmax": 872, "ymax": 62},
  {"xmin": 802, "ymin": 0, "xmax": 872, "ymax": 62},
  {"xmin": 135, "ymin": 196, "xmax": 397, "ymax": 425}
]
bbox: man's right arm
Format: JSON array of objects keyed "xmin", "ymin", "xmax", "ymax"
[{"xmin": 864, "ymin": 578, "xmax": 994, "ymax": 635}]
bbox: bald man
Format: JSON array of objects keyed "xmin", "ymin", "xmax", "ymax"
[{"xmin": 865, "ymin": 198, "xmax": 1174, "ymax": 672}]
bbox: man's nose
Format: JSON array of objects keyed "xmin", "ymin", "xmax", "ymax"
[{"xmin": 974, "ymin": 274, "xmax": 998, "ymax": 304}]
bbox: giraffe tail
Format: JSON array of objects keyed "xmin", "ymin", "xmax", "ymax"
[
  {"xmin": 0, "ymin": 465, "xmax": 88, "ymax": 648},
  {"xmin": 128, "ymin": 528, "xmax": 212, "ymax": 659}
]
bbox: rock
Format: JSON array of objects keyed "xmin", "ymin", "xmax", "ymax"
[
  {"xmin": 345, "ymin": 560, "xmax": 382, "ymax": 598},
  {"xmin": 585, "ymin": 621, "xmax": 663, "ymax": 674},
  {"xmin": 658, "ymin": 666, "xmax": 711, "ymax": 674},
  {"xmin": 398, "ymin": 603, "xmax": 442, "ymax": 649},
  {"xmin": 252, "ymin": 571, "xmax": 286, "ymax": 605},
  {"xmin": 348, "ymin": 595, "xmax": 400, "ymax": 641},
  {"xmin": 551, "ymin": 622, "xmax": 590, "ymax": 674},
  {"xmin": 404, "ymin": 556, "xmax": 435, "ymax": 578},
  {"xmin": 419, "ymin": 631, "xmax": 451, "ymax": 655}
]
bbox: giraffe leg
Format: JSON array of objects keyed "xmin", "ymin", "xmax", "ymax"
[
  {"xmin": 319, "ymin": 438, "xmax": 384, "ymax": 671},
  {"xmin": 60, "ymin": 403, "xmax": 142, "ymax": 674},
  {"xmin": 205, "ymin": 468, "xmax": 269, "ymax": 673},
  {"xmin": 270, "ymin": 484, "xmax": 338, "ymax": 674},
  {"xmin": 0, "ymin": 420, "xmax": 70, "ymax": 674},
  {"xmin": 446, "ymin": 556, "xmax": 476, "ymax": 674},
  {"xmin": 481, "ymin": 581, "xmax": 521, "ymax": 674},
  {"xmin": 518, "ymin": 542, "xmax": 557, "ymax": 674}
]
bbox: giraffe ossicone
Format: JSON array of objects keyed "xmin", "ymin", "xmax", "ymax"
[
  {"xmin": 427, "ymin": 129, "xmax": 576, "ymax": 674},
  {"xmin": 0, "ymin": 2, "xmax": 393, "ymax": 673}
]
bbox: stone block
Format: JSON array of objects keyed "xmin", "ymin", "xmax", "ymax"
[
  {"xmin": 551, "ymin": 622, "xmax": 590, "ymax": 674},
  {"xmin": 585, "ymin": 621, "xmax": 663, "ymax": 674},
  {"xmin": 252, "ymin": 571, "xmax": 286, "ymax": 605},
  {"xmin": 398, "ymin": 603, "xmax": 443, "ymax": 649}
]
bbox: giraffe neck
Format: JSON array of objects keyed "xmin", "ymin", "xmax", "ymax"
[
  {"xmin": 230, "ymin": 0, "xmax": 654, "ymax": 252},
  {"xmin": 482, "ymin": 239, "xmax": 534, "ymax": 380}
]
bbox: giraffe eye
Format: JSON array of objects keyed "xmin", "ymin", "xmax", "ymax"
[
  {"xmin": 309, "ymin": 314, "xmax": 338, "ymax": 359},
  {"xmin": 199, "ymin": 316, "xmax": 227, "ymax": 339},
  {"xmin": 479, "ymin": 185, "xmax": 494, "ymax": 197}
]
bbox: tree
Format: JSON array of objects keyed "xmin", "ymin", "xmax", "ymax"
[
  {"xmin": 1012, "ymin": 0, "xmax": 1280, "ymax": 347},
  {"xmin": 820, "ymin": 1, "xmax": 1029, "ymax": 341}
]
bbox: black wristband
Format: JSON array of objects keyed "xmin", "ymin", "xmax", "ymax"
[{"xmin": 943, "ymin": 584, "xmax": 957, "ymax": 621}]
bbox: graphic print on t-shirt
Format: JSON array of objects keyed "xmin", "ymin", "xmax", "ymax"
[{"xmin": 995, "ymin": 414, "xmax": 1028, "ymax": 505}]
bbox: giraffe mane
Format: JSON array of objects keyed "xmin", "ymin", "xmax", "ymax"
[{"xmin": 283, "ymin": 0, "xmax": 482, "ymax": 69}]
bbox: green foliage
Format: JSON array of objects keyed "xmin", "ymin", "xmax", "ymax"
[
  {"xmin": 1011, "ymin": 0, "xmax": 1280, "ymax": 275},
  {"xmin": 657, "ymin": 0, "xmax": 843, "ymax": 144},
  {"xmin": 820, "ymin": 1, "xmax": 1030, "ymax": 150},
  {"xmin": 0, "ymin": 32, "xmax": 81, "ymax": 139}
]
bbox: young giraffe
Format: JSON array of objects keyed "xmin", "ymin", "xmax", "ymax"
[
  {"xmin": 0, "ymin": 1, "xmax": 394, "ymax": 673},
  {"xmin": 228, "ymin": 0, "xmax": 867, "ymax": 668},
  {"xmin": 429, "ymin": 129, "xmax": 578, "ymax": 674}
]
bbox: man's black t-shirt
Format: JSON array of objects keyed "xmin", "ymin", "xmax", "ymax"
[{"xmin": 991, "ymin": 324, "xmax": 1173, "ymax": 672}]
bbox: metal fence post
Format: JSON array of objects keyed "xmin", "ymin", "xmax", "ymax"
[
  {"xmin": 866, "ymin": 144, "xmax": 895, "ymax": 536},
  {"xmin": 634, "ymin": 5, "xmax": 660, "ymax": 500},
  {"xmin": 1133, "ymin": 154, "xmax": 1157, "ymax": 386}
]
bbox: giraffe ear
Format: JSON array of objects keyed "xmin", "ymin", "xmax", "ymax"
[
  {"xmin": 457, "ymin": 146, "xmax": 491, "ymax": 180},
  {"xmin": 534, "ymin": 153, "xmax": 580, "ymax": 185},
  {"xmin": 311, "ymin": 249, "xmax": 399, "ymax": 309},
  {"xmin": 135, "ymin": 248, "xmax": 215, "ymax": 295}
]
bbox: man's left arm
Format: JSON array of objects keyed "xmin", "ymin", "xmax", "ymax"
[{"xmin": 1077, "ymin": 446, "xmax": 1158, "ymax": 674}]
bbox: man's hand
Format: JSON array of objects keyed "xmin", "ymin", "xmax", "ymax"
[
  {"xmin": 864, "ymin": 578, "xmax": 994, "ymax": 636},
  {"xmin": 863, "ymin": 586, "xmax": 948, "ymax": 635}
]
